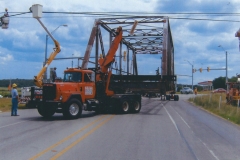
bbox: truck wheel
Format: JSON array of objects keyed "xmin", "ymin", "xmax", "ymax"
[
  {"xmin": 174, "ymin": 95, "xmax": 179, "ymax": 101},
  {"xmin": 131, "ymin": 100, "xmax": 141, "ymax": 113},
  {"xmin": 166, "ymin": 95, "xmax": 169, "ymax": 101},
  {"xmin": 37, "ymin": 105, "xmax": 55, "ymax": 118},
  {"xmin": 120, "ymin": 99, "xmax": 130, "ymax": 114},
  {"xmin": 63, "ymin": 99, "xmax": 82, "ymax": 119}
]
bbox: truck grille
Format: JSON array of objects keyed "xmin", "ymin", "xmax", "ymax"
[{"xmin": 43, "ymin": 83, "xmax": 56, "ymax": 100}]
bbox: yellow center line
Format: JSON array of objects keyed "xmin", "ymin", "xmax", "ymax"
[
  {"xmin": 29, "ymin": 115, "xmax": 107, "ymax": 160},
  {"xmin": 50, "ymin": 115, "xmax": 115, "ymax": 160}
]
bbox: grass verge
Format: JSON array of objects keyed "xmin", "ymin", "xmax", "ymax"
[
  {"xmin": 0, "ymin": 98, "xmax": 26, "ymax": 112},
  {"xmin": 189, "ymin": 93, "xmax": 240, "ymax": 125}
]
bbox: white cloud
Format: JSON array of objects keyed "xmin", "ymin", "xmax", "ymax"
[{"xmin": 0, "ymin": 53, "xmax": 13, "ymax": 64}]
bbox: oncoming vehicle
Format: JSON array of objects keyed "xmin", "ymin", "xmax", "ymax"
[
  {"xmin": 211, "ymin": 88, "xmax": 226, "ymax": 93},
  {"xmin": 180, "ymin": 87, "xmax": 193, "ymax": 94}
]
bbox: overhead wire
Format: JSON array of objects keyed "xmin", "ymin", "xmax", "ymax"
[
  {"xmin": 4, "ymin": 11, "xmax": 240, "ymax": 23},
  {"xmin": 7, "ymin": 11, "xmax": 240, "ymax": 15}
]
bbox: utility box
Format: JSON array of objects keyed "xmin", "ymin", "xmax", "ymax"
[{"xmin": 31, "ymin": 4, "xmax": 43, "ymax": 18}]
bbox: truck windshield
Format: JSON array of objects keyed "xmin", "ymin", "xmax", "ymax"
[{"xmin": 63, "ymin": 72, "xmax": 82, "ymax": 82}]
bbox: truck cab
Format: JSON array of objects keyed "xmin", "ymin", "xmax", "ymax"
[
  {"xmin": 34, "ymin": 68, "xmax": 97, "ymax": 119},
  {"xmin": 59, "ymin": 68, "xmax": 96, "ymax": 103}
]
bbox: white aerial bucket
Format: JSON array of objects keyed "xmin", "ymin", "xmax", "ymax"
[{"xmin": 31, "ymin": 4, "xmax": 43, "ymax": 18}]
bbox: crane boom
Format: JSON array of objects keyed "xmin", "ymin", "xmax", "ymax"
[
  {"xmin": 96, "ymin": 26, "xmax": 123, "ymax": 96},
  {"xmin": 34, "ymin": 40, "xmax": 60, "ymax": 87},
  {"xmin": 98, "ymin": 26, "xmax": 123, "ymax": 73},
  {"xmin": 30, "ymin": 4, "xmax": 61, "ymax": 87}
]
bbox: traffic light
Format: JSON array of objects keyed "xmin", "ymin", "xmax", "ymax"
[
  {"xmin": 192, "ymin": 69, "xmax": 195, "ymax": 73},
  {"xmin": 207, "ymin": 67, "xmax": 210, "ymax": 72},
  {"xmin": 199, "ymin": 68, "xmax": 202, "ymax": 73}
]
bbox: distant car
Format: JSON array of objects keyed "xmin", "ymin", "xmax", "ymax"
[
  {"xmin": 0, "ymin": 95, "xmax": 3, "ymax": 98},
  {"xmin": 180, "ymin": 87, "xmax": 193, "ymax": 94},
  {"xmin": 211, "ymin": 88, "xmax": 226, "ymax": 93}
]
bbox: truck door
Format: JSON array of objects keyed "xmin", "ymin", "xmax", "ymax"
[{"xmin": 82, "ymin": 72, "xmax": 95, "ymax": 99}]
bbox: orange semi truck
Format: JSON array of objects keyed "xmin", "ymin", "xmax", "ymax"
[{"xmin": 31, "ymin": 26, "xmax": 141, "ymax": 119}]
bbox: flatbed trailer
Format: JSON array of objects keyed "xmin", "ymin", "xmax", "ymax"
[{"xmin": 109, "ymin": 74, "xmax": 179, "ymax": 101}]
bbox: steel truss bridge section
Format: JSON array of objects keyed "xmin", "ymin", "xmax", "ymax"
[{"xmin": 93, "ymin": 16, "xmax": 174, "ymax": 76}]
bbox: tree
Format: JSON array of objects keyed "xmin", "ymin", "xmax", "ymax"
[
  {"xmin": 212, "ymin": 76, "xmax": 226, "ymax": 89},
  {"xmin": 228, "ymin": 76, "xmax": 238, "ymax": 82}
]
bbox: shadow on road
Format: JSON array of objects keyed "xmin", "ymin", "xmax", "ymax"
[{"xmin": 19, "ymin": 112, "xmax": 99, "ymax": 121}]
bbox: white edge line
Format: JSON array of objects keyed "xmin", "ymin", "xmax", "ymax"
[
  {"xmin": 0, "ymin": 121, "xmax": 26, "ymax": 129},
  {"xmin": 170, "ymin": 106, "xmax": 219, "ymax": 160},
  {"xmin": 199, "ymin": 139, "xmax": 219, "ymax": 160},
  {"xmin": 163, "ymin": 106, "xmax": 180, "ymax": 135},
  {"xmin": 171, "ymin": 105, "xmax": 191, "ymax": 129},
  {"xmin": 209, "ymin": 150, "xmax": 220, "ymax": 160}
]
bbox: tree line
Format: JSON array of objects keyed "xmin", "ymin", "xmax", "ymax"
[
  {"xmin": 0, "ymin": 76, "xmax": 237, "ymax": 89},
  {"xmin": 177, "ymin": 76, "xmax": 238, "ymax": 92},
  {"xmin": 0, "ymin": 79, "xmax": 35, "ymax": 88},
  {"xmin": 212, "ymin": 76, "xmax": 238, "ymax": 89}
]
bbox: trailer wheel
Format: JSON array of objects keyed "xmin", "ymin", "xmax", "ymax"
[
  {"xmin": 37, "ymin": 104, "xmax": 55, "ymax": 118},
  {"xmin": 120, "ymin": 99, "xmax": 130, "ymax": 114},
  {"xmin": 63, "ymin": 99, "xmax": 82, "ymax": 119},
  {"xmin": 131, "ymin": 100, "xmax": 141, "ymax": 113}
]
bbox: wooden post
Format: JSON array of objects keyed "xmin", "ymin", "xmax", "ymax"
[{"xmin": 219, "ymin": 96, "xmax": 222, "ymax": 110}]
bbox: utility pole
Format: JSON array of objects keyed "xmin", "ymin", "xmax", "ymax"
[
  {"xmin": 44, "ymin": 24, "xmax": 68, "ymax": 81},
  {"xmin": 218, "ymin": 45, "xmax": 228, "ymax": 91},
  {"xmin": 185, "ymin": 60, "xmax": 194, "ymax": 90}
]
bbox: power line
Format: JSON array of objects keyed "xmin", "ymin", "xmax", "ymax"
[
  {"xmin": 169, "ymin": 17, "xmax": 240, "ymax": 23},
  {"xmin": 5, "ymin": 11, "xmax": 240, "ymax": 23},
  {"xmin": 7, "ymin": 11, "xmax": 240, "ymax": 15}
]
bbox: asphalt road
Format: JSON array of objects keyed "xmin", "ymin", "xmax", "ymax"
[{"xmin": 0, "ymin": 94, "xmax": 240, "ymax": 160}]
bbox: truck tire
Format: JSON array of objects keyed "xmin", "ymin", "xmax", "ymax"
[
  {"xmin": 120, "ymin": 99, "xmax": 130, "ymax": 114},
  {"xmin": 174, "ymin": 95, "xmax": 179, "ymax": 101},
  {"xmin": 63, "ymin": 99, "xmax": 82, "ymax": 119},
  {"xmin": 166, "ymin": 95, "xmax": 170, "ymax": 101},
  {"xmin": 37, "ymin": 104, "xmax": 55, "ymax": 118},
  {"xmin": 131, "ymin": 100, "xmax": 141, "ymax": 113}
]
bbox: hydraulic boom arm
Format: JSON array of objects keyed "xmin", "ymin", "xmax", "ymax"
[
  {"xmin": 34, "ymin": 40, "xmax": 60, "ymax": 87},
  {"xmin": 98, "ymin": 26, "xmax": 123, "ymax": 73},
  {"xmin": 97, "ymin": 26, "xmax": 123, "ymax": 96},
  {"xmin": 31, "ymin": 5, "xmax": 61, "ymax": 87}
]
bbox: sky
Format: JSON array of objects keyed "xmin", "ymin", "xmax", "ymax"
[{"xmin": 0, "ymin": 0, "xmax": 240, "ymax": 86}]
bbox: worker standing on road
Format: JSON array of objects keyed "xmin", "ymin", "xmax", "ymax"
[
  {"xmin": 11, "ymin": 83, "xmax": 19, "ymax": 116},
  {"xmin": 194, "ymin": 87, "xmax": 198, "ymax": 95},
  {"xmin": 52, "ymin": 67, "xmax": 57, "ymax": 82}
]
